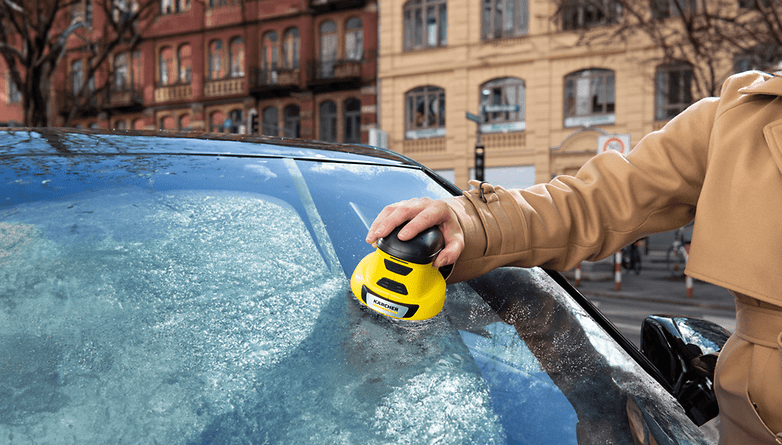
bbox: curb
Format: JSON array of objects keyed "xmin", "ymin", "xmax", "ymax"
[{"xmin": 577, "ymin": 289, "xmax": 735, "ymax": 311}]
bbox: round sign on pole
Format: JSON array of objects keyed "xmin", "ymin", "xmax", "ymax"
[{"xmin": 597, "ymin": 134, "xmax": 631, "ymax": 156}]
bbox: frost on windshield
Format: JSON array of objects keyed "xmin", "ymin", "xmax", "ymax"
[{"xmin": 0, "ymin": 188, "xmax": 505, "ymax": 444}]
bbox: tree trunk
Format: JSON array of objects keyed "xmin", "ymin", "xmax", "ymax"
[{"xmin": 25, "ymin": 65, "xmax": 52, "ymax": 127}]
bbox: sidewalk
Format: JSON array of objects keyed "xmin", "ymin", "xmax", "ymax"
[{"xmin": 561, "ymin": 249, "xmax": 736, "ymax": 311}]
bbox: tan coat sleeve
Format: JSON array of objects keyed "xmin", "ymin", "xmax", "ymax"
[{"xmin": 445, "ymin": 96, "xmax": 719, "ymax": 284}]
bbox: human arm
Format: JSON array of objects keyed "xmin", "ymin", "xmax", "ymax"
[{"xmin": 369, "ymin": 96, "xmax": 718, "ymax": 283}]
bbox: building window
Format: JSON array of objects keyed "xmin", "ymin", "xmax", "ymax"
[
  {"xmin": 208, "ymin": 40, "xmax": 224, "ymax": 80},
  {"xmin": 229, "ymin": 37, "xmax": 244, "ymax": 77},
  {"xmin": 208, "ymin": 0, "xmax": 228, "ymax": 7},
  {"xmin": 72, "ymin": 0, "xmax": 93, "ymax": 27},
  {"xmin": 71, "ymin": 60, "xmax": 84, "ymax": 94},
  {"xmin": 344, "ymin": 98, "xmax": 362, "ymax": 143},
  {"xmin": 262, "ymin": 31, "xmax": 279, "ymax": 84},
  {"xmin": 160, "ymin": 115, "xmax": 176, "ymax": 130},
  {"xmin": 404, "ymin": 0, "xmax": 448, "ymax": 51},
  {"xmin": 283, "ymin": 104, "xmax": 301, "ymax": 138},
  {"xmin": 159, "ymin": 46, "xmax": 174, "ymax": 85},
  {"xmin": 131, "ymin": 51, "xmax": 142, "ymax": 91},
  {"xmin": 345, "ymin": 17, "xmax": 364, "ymax": 61},
  {"xmin": 162, "ymin": 0, "xmax": 190, "ymax": 13},
  {"xmin": 734, "ymin": 46, "xmax": 782, "ymax": 73},
  {"xmin": 262, "ymin": 106, "xmax": 279, "ymax": 136},
  {"xmin": 655, "ymin": 64, "xmax": 693, "ymax": 121},
  {"xmin": 114, "ymin": 53, "xmax": 128, "ymax": 91},
  {"xmin": 480, "ymin": 77, "xmax": 525, "ymax": 133},
  {"xmin": 319, "ymin": 100, "xmax": 338, "ymax": 142},
  {"xmin": 6, "ymin": 74, "xmax": 20, "ymax": 104},
  {"xmin": 228, "ymin": 109, "xmax": 243, "ymax": 133},
  {"xmin": 651, "ymin": 0, "xmax": 697, "ymax": 19},
  {"xmin": 319, "ymin": 21, "xmax": 338, "ymax": 78},
  {"xmin": 210, "ymin": 110, "xmax": 225, "ymax": 132},
  {"xmin": 283, "ymin": 28, "xmax": 300, "ymax": 70},
  {"xmin": 178, "ymin": 114, "xmax": 191, "ymax": 131},
  {"xmin": 564, "ymin": 69, "xmax": 615, "ymax": 128},
  {"xmin": 114, "ymin": 120, "xmax": 128, "ymax": 130},
  {"xmin": 561, "ymin": 0, "xmax": 621, "ymax": 30},
  {"xmin": 405, "ymin": 85, "xmax": 446, "ymax": 139},
  {"xmin": 481, "ymin": 0, "xmax": 528, "ymax": 40},
  {"xmin": 178, "ymin": 44, "xmax": 192, "ymax": 83}
]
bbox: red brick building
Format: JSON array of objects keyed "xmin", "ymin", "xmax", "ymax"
[{"xmin": 1, "ymin": 0, "xmax": 378, "ymax": 144}]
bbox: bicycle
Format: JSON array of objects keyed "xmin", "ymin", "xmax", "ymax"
[{"xmin": 666, "ymin": 224, "xmax": 692, "ymax": 277}]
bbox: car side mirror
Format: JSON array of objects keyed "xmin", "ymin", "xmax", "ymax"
[{"xmin": 640, "ymin": 315, "xmax": 731, "ymax": 426}]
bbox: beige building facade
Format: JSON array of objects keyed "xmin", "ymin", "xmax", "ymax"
[{"xmin": 377, "ymin": 0, "xmax": 695, "ymax": 190}]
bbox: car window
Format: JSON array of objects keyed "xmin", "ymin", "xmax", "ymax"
[{"xmin": 1, "ymin": 144, "xmax": 710, "ymax": 444}]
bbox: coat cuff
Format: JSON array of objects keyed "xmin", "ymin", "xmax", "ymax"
[{"xmin": 443, "ymin": 180, "xmax": 530, "ymax": 283}]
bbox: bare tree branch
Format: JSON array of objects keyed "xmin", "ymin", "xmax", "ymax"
[
  {"xmin": 0, "ymin": 0, "xmax": 157, "ymax": 127},
  {"xmin": 550, "ymin": 0, "xmax": 782, "ymax": 100}
]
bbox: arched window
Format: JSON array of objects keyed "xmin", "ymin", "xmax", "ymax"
[
  {"xmin": 403, "ymin": 0, "xmax": 447, "ymax": 51},
  {"xmin": 405, "ymin": 86, "xmax": 446, "ymax": 139},
  {"xmin": 178, "ymin": 114, "xmax": 191, "ymax": 131},
  {"xmin": 655, "ymin": 64, "xmax": 693, "ymax": 121},
  {"xmin": 283, "ymin": 28, "xmax": 300, "ymax": 70},
  {"xmin": 262, "ymin": 31, "xmax": 279, "ymax": 84},
  {"xmin": 482, "ymin": 0, "xmax": 528, "ymax": 40},
  {"xmin": 210, "ymin": 110, "xmax": 225, "ymax": 132},
  {"xmin": 479, "ymin": 77, "xmax": 525, "ymax": 132},
  {"xmin": 208, "ymin": 40, "xmax": 224, "ymax": 80},
  {"xmin": 319, "ymin": 100, "xmax": 337, "ymax": 142},
  {"xmin": 71, "ymin": 60, "xmax": 84, "ymax": 93},
  {"xmin": 229, "ymin": 37, "xmax": 244, "ymax": 77},
  {"xmin": 283, "ymin": 104, "xmax": 300, "ymax": 138},
  {"xmin": 563, "ymin": 68, "xmax": 615, "ymax": 127},
  {"xmin": 114, "ymin": 120, "xmax": 128, "ymax": 130},
  {"xmin": 262, "ymin": 106, "xmax": 279, "ymax": 136},
  {"xmin": 228, "ymin": 109, "xmax": 243, "ymax": 133},
  {"xmin": 345, "ymin": 17, "xmax": 363, "ymax": 61},
  {"xmin": 131, "ymin": 51, "xmax": 142, "ymax": 91},
  {"xmin": 159, "ymin": 46, "xmax": 174, "ymax": 85},
  {"xmin": 178, "ymin": 44, "xmax": 192, "ymax": 83},
  {"xmin": 114, "ymin": 53, "xmax": 128, "ymax": 91},
  {"xmin": 344, "ymin": 98, "xmax": 362, "ymax": 143},
  {"xmin": 319, "ymin": 21, "xmax": 338, "ymax": 78},
  {"xmin": 160, "ymin": 115, "xmax": 175, "ymax": 130}
]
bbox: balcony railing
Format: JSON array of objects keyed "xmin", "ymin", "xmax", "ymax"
[
  {"xmin": 56, "ymin": 89, "xmax": 101, "ymax": 117},
  {"xmin": 250, "ymin": 68, "xmax": 300, "ymax": 88},
  {"xmin": 204, "ymin": 76, "xmax": 245, "ymax": 97},
  {"xmin": 307, "ymin": 58, "xmax": 363, "ymax": 85},
  {"xmin": 310, "ymin": 0, "xmax": 365, "ymax": 12},
  {"xmin": 154, "ymin": 83, "xmax": 192, "ymax": 103},
  {"xmin": 106, "ymin": 86, "xmax": 143, "ymax": 109}
]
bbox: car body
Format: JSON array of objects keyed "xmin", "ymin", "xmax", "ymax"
[{"xmin": 1, "ymin": 129, "xmax": 718, "ymax": 444}]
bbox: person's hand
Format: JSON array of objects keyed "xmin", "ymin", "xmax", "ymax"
[{"xmin": 366, "ymin": 197, "xmax": 464, "ymax": 268}]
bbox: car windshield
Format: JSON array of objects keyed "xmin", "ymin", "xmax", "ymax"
[{"xmin": 1, "ymin": 131, "xmax": 709, "ymax": 444}]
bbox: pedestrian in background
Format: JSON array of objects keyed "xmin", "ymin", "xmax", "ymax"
[{"xmin": 367, "ymin": 70, "xmax": 782, "ymax": 444}]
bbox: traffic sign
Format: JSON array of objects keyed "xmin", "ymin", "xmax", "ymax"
[
  {"xmin": 482, "ymin": 104, "xmax": 520, "ymax": 113},
  {"xmin": 597, "ymin": 134, "xmax": 631, "ymax": 156},
  {"xmin": 465, "ymin": 111, "xmax": 482, "ymax": 123}
]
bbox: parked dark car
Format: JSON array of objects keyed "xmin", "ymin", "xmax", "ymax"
[{"xmin": 1, "ymin": 129, "xmax": 724, "ymax": 444}]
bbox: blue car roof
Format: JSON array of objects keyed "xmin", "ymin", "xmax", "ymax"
[{"xmin": 0, "ymin": 128, "xmax": 413, "ymax": 166}]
